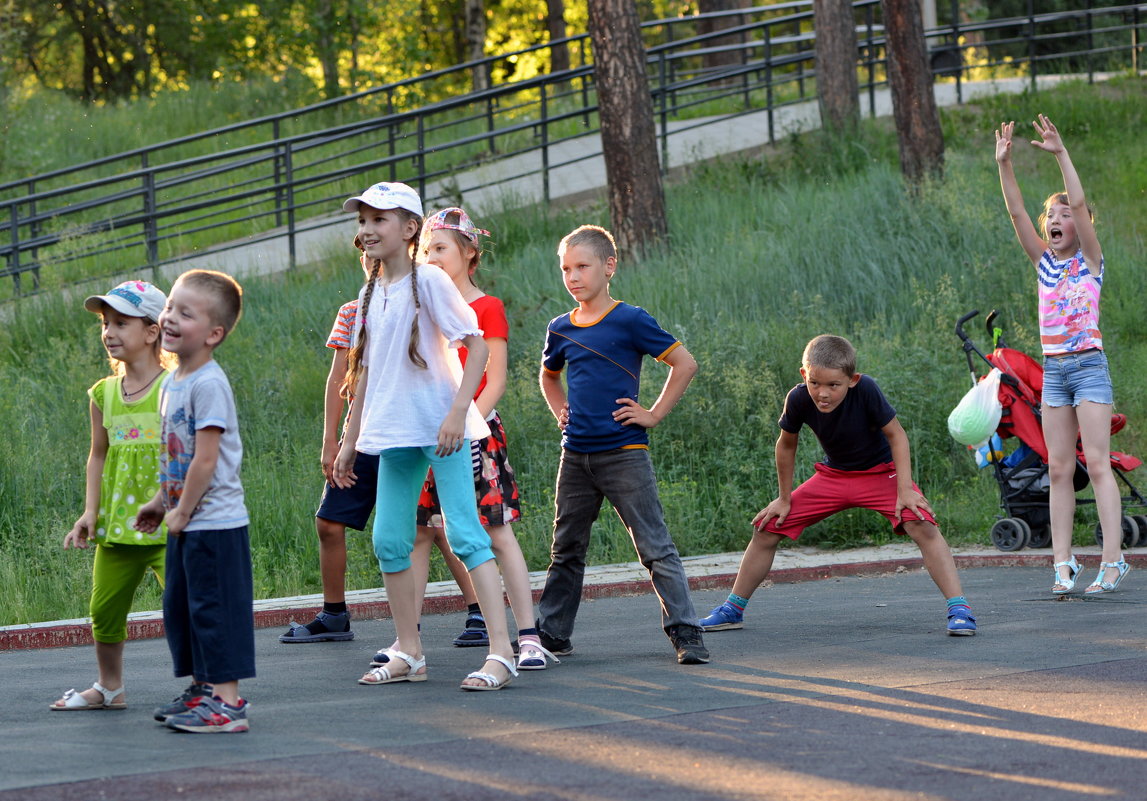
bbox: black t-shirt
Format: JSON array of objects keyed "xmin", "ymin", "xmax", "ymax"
[{"xmin": 778, "ymin": 375, "xmax": 897, "ymax": 470}]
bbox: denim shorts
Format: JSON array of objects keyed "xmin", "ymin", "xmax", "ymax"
[{"xmin": 1042, "ymin": 348, "xmax": 1113, "ymax": 408}]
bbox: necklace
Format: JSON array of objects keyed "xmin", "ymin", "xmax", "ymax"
[{"xmin": 122, "ymin": 369, "xmax": 164, "ymax": 400}]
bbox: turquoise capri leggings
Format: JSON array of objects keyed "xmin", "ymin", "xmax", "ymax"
[
  {"xmin": 90, "ymin": 541, "xmax": 165, "ymax": 643},
  {"xmin": 373, "ymin": 443, "xmax": 495, "ymax": 574}
]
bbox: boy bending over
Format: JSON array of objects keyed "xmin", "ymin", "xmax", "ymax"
[{"xmin": 700, "ymin": 335, "xmax": 976, "ymax": 636}]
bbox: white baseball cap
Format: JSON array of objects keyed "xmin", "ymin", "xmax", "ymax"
[
  {"xmin": 342, "ymin": 182, "xmax": 424, "ymax": 217},
  {"xmin": 83, "ymin": 280, "xmax": 167, "ymax": 322}
]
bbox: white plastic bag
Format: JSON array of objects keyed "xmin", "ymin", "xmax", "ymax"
[{"xmin": 947, "ymin": 367, "xmax": 1003, "ymax": 447}]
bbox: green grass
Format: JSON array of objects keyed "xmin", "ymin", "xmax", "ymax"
[{"xmin": 2, "ymin": 75, "xmax": 1145, "ymax": 625}]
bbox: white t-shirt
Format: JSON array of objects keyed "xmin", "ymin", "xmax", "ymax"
[{"xmin": 353, "ymin": 262, "xmax": 490, "ymax": 452}]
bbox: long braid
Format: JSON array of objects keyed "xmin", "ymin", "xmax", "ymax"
[
  {"xmin": 342, "ymin": 257, "xmax": 382, "ymax": 399},
  {"xmin": 407, "ymin": 261, "xmax": 428, "ymax": 369}
]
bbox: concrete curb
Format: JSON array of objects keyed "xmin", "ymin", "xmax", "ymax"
[{"xmin": 7, "ymin": 550, "xmax": 1137, "ymax": 651}]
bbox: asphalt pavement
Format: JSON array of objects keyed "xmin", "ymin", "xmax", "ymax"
[{"xmin": 3, "ymin": 551, "xmax": 1147, "ymax": 801}]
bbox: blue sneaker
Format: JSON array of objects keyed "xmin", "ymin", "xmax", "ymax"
[
  {"xmin": 947, "ymin": 606, "xmax": 977, "ymax": 636},
  {"xmin": 699, "ymin": 602, "xmax": 743, "ymax": 631}
]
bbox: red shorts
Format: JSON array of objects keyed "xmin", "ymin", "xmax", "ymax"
[{"xmin": 762, "ymin": 461, "xmax": 937, "ymax": 540}]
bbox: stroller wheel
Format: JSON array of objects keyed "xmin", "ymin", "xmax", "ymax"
[
  {"xmin": 1094, "ymin": 516, "xmax": 1140, "ymax": 549},
  {"xmin": 1133, "ymin": 516, "xmax": 1147, "ymax": 548},
  {"xmin": 1026, "ymin": 526, "xmax": 1052, "ymax": 548},
  {"xmin": 990, "ymin": 518, "xmax": 1030, "ymax": 551}
]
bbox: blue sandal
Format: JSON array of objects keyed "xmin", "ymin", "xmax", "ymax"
[{"xmin": 1083, "ymin": 560, "xmax": 1130, "ymax": 595}]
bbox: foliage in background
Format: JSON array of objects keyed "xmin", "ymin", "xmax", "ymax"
[{"xmin": 1, "ymin": 77, "xmax": 1144, "ymax": 624}]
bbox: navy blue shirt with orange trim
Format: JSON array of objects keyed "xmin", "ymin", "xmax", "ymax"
[{"xmin": 542, "ymin": 301, "xmax": 680, "ymax": 453}]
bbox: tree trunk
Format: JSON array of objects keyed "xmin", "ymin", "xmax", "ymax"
[
  {"xmin": 465, "ymin": 0, "xmax": 488, "ymax": 91},
  {"xmin": 813, "ymin": 0, "xmax": 859, "ymax": 132},
  {"xmin": 697, "ymin": 0, "xmax": 749, "ymax": 75},
  {"xmin": 546, "ymin": 0, "xmax": 570, "ymax": 74},
  {"xmin": 316, "ymin": 0, "xmax": 340, "ymax": 98},
  {"xmin": 586, "ymin": 0, "xmax": 667, "ymax": 259},
  {"xmin": 881, "ymin": 0, "xmax": 944, "ymax": 182}
]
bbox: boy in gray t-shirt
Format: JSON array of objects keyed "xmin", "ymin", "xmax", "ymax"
[{"xmin": 136, "ymin": 269, "xmax": 254, "ymax": 733}]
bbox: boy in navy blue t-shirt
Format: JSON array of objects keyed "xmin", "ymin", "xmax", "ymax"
[
  {"xmin": 537, "ymin": 225, "xmax": 708, "ymax": 665},
  {"xmin": 700, "ymin": 335, "xmax": 976, "ymax": 636}
]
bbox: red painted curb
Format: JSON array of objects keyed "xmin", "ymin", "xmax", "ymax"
[{"xmin": 4, "ymin": 553, "xmax": 1140, "ymax": 651}]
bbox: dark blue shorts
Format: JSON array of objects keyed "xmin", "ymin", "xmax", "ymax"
[
  {"xmin": 163, "ymin": 525, "xmax": 255, "ymax": 684},
  {"xmin": 315, "ymin": 450, "xmax": 380, "ymax": 531}
]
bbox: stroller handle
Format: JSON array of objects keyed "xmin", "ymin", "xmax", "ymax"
[{"xmin": 955, "ymin": 309, "xmax": 979, "ymax": 342}]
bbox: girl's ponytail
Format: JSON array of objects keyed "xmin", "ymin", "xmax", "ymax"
[
  {"xmin": 342, "ymin": 257, "xmax": 382, "ymax": 399},
  {"xmin": 407, "ymin": 261, "xmax": 428, "ymax": 370}
]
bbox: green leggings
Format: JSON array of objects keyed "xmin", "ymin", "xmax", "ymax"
[{"xmin": 90, "ymin": 542, "xmax": 165, "ymax": 643}]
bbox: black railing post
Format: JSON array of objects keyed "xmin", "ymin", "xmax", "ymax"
[
  {"xmin": 273, "ymin": 119, "xmax": 283, "ymax": 228},
  {"xmin": 487, "ymin": 94, "xmax": 498, "ymax": 155},
  {"xmin": 142, "ymin": 154, "xmax": 159, "ymax": 281},
  {"xmin": 284, "ymin": 142, "xmax": 296, "ymax": 271},
  {"xmin": 415, "ymin": 115, "xmax": 427, "ymax": 200},
  {"xmin": 8, "ymin": 203, "xmax": 21, "ymax": 296},
  {"xmin": 1028, "ymin": 0, "xmax": 1037, "ymax": 93},
  {"xmin": 1086, "ymin": 0, "xmax": 1094, "ymax": 84},
  {"xmin": 387, "ymin": 90, "xmax": 398, "ymax": 182},
  {"xmin": 951, "ymin": 0, "xmax": 962, "ymax": 103},
  {"xmin": 1135, "ymin": 6, "xmax": 1141, "ymax": 74},
  {"xmin": 26, "ymin": 178, "xmax": 39, "ymax": 272},
  {"xmin": 658, "ymin": 51, "xmax": 669, "ymax": 172},
  {"xmin": 540, "ymin": 87, "xmax": 551, "ymax": 206},
  {"xmin": 765, "ymin": 24, "xmax": 774, "ymax": 145},
  {"xmin": 865, "ymin": 5, "xmax": 877, "ymax": 117}
]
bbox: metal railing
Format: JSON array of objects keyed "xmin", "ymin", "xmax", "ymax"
[{"xmin": 1, "ymin": 1, "xmax": 1143, "ymax": 297}]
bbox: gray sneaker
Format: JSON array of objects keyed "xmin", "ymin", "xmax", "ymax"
[
  {"xmin": 153, "ymin": 682, "xmax": 212, "ymax": 722},
  {"xmin": 166, "ymin": 695, "xmax": 249, "ymax": 733}
]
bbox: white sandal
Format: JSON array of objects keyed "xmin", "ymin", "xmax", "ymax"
[
  {"xmin": 461, "ymin": 653, "xmax": 517, "ymax": 691},
  {"xmin": 50, "ymin": 682, "xmax": 126, "ymax": 711},
  {"xmin": 516, "ymin": 637, "xmax": 560, "ymax": 671},
  {"xmin": 358, "ymin": 650, "xmax": 427, "ymax": 684},
  {"xmin": 1051, "ymin": 556, "xmax": 1082, "ymax": 595}
]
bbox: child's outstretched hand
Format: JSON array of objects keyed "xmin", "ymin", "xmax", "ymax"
[
  {"xmin": 63, "ymin": 512, "xmax": 96, "ymax": 549},
  {"xmin": 994, "ymin": 121, "xmax": 1015, "ymax": 163},
  {"xmin": 1030, "ymin": 113, "xmax": 1065, "ymax": 155},
  {"xmin": 752, "ymin": 498, "xmax": 790, "ymax": 531}
]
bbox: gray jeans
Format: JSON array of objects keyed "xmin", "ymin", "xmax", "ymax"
[{"xmin": 536, "ymin": 448, "xmax": 698, "ymax": 639}]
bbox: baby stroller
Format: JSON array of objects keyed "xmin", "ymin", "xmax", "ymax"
[{"xmin": 954, "ymin": 309, "xmax": 1147, "ymax": 551}]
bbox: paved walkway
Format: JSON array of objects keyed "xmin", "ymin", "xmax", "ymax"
[
  {"xmin": 5, "ymin": 553, "xmax": 1147, "ymax": 800},
  {"xmin": 4, "ymin": 541, "xmax": 1140, "ymax": 650}
]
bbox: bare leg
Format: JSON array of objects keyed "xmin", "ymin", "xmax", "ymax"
[
  {"xmin": 429, "ymin": 526, "xmax": 478, "ymax": 605},
  {"xmin": 410, "ymin": 526, "xmax": 436, "ymax": 623},
  {"xmin": 316, "ymin": 517, "xmax": 348, "ymax": 604},
  {"xmin": 54, "ymin": 640, "xmax": 127, "ymax": 706},
  {"xmin": 487, "ymin": 523, "xmax": 535, "ymax": 633},
  {"xmin": 902, "ymin": 521, "xmax": 963, "ymax": 598},
  {"xmin": 362, "ymin": 568, "xmax": 425, "ymax": 680},
  {"xmin": 1043, "ymin": 404, "xmax": 1082, "ymax": 587},
  {"xmin": 1077, "ymin": 401, "xmax": 1126, "ymax": 582},
  {"xmin": 729, "ymin": 529, "xmax": 786, "ymax": 600},
  {"xmin": 212, "ymin": 680, "xmax": 240, "ymax": 706},
  {"xmin": 460, "ymin": 559, "xmax": 515, "ymax": 687}
]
